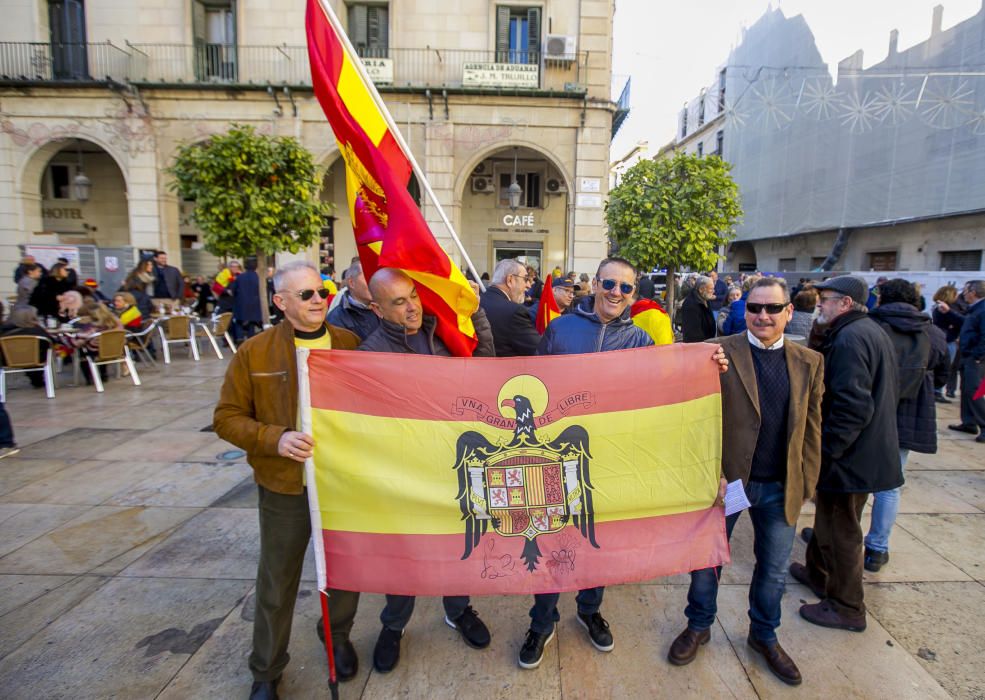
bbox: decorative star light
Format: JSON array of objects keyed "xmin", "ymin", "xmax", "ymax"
[
  {"xmin": 871, "ymin": 82, "xmax": 916, "ymax": 125},
  {"xmin": 839, "ymin": 91, "xmax": 880, "ymax": 134},
  {"xmin": 722, "ymin": 98, "xmax": 749, "ymax": 129},
  {"xmin": 921, "ymin": 80, "xmax": 975, "ymax": 130},
  {"xmin": 752, "ymin": 78, "xmax": 795, "ymax": 129},
  {"xmin": 800, "ymin": 80, "xmax": 842, "ymax": 121},
  {"xmin": 968, "ymin": 109, "xmax": 985, "ymax": 136}
]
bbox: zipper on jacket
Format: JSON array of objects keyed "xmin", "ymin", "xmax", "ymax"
[{"xmin": 596, "ymin": 323, "xmax": 607, "ymax": 352}]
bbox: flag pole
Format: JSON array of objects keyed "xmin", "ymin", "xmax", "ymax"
[{"xmin": 313, "ymin": 0, "xmax": 486, "ymax": 292}]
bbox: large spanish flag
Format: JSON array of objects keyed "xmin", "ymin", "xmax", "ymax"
[
  {"xmin": 301, "ymin": 344, "xmax": 729, "ymax": 596},
  {"xmin": 306, "ymin": 0, "xmax": 478, "ymax": 356}
]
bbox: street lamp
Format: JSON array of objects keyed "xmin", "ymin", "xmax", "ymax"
[
  {"xmin": 73, "ymin": 141, "xmax": 91, "ymax": 202},
  {"xmin": 508, "ymin": 147, "xmax": 523, "ymax": 211}
]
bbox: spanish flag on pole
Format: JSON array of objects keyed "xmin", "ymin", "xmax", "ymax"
[
  {"xmin": 534, "ymin": 274, "xmax": 562, "ymax": 334},
  {"xmin": 306, "ymin": 0, "xmax": 478, "ymax": 356},
  {"xmin": 300, "ymin": 344, "xmax": 729, "ymax": 596}
]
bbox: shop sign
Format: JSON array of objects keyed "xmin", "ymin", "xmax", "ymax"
[
  {"xmin": 463, "ymin": 63, "xmax": 538, "ymax": 89},
  {"xmin": 362, "ymin": 58, "xmax": 393, "ymax": 84},
  {"xmin": 503, "ymin": 213, "xmax": 535, "ymax": 227}
]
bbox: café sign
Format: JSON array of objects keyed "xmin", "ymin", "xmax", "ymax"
[
  {"xmin": 362, "ymin": 57, "xmax": 393, "ymax": 84},
  {"xmin": 463, "ymin": 63, "xmax": 538, "ymax": 89},
  {"xmin": 503, "ymin": 213, "xmax": 535, "ymax": 227}
]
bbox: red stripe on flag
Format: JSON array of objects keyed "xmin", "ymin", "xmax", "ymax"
[
  {"xmin": 307, "ymin": 344, "xmax": 721, "ymax": 420},
  {"xmin": 321, "ymin": 507, "xmax": 728, "ymax": 596}
]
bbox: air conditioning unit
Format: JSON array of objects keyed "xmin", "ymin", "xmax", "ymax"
[
  {"xmin": 544, "ymin": 35, "xmax": 577, "ymax": 61},
  {"xmin": 545, "ymin": 177, "xmax": 567, "ymax": 194},
  {"xmin": 472, "ymin": 161, "xmax": 487, "ymax": 175},
  {"xmin": 471, "ymin": 175, "xmax": 494, "ymax": 194}
]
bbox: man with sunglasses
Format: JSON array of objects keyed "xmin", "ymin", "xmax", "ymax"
[
  {"xmin": 670, "ymin": 277, "xmax": 823, "ymax": 686},
  {"xmin": 789, "ymin": 275, "xmax": 900, "ymax": 635},
  {"xmin": 215, "ymin": 261, "xmax": 363, "ymax": 700},
  {"xmin": 481, "ymin": 258, "xmax": 541, "ymax": 357},
  {"xmin": 519, "ymin": 257, "xmax": 730, "ymax": 669}
]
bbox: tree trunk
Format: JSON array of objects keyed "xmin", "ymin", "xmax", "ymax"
[
  {"xmin": 665, "ymin": 262, "xmax": 677, "ymax": 327},
  {"xmin": 256, "ymin": 249, "xmax": 271, "ymax": 327}
]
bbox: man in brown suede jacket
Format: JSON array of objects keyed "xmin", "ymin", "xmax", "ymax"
[{"xmin": 214, "ymin": 261, "xmax": 361, "ymax": 700}]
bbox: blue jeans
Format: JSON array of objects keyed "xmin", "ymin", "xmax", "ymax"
[
  {"xmin": 529, "ymin": 587, "xmax": 604, "ymax": 635},
  {"xmin": 380, "ymin": 595, "xmax": 469, "ymax": 631},
  {"xmin": 864, "ymin": 449, "xmax": 908, "ymax": 553},
  {"xmin": 685, "ymin": 480, "xmax": 794, "ymax": 643}
]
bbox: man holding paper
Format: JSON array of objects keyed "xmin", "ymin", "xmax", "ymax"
[{"xmin": 669, "ymin": 276, "xmax": 824, "ymax": 686}]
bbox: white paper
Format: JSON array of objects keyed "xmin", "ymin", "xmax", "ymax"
[{"xmin": 724, "ymin": 479, "xmax": 752, "ymax": 517}]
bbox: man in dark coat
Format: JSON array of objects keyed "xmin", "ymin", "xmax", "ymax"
[
  {"xmin": 152, "ymin": 250, "xmax": 185, "ymax": 301},
  {"xmin": 949, "ymin": 280, "xmax": 985, "ymax": 442},
  {"xmin": 709, "ymin": 270, "xmax": 728, "ymax": 312},
  {"xmin": 789, "ymin": 275, "xmax": 900, "ymax": 632},
  {"xmin": 480, "ymin": 258, "xmax": 540, "ymax": 357},
  {"xmin": 680, "ymin": 275, "xmax": 717, "ymax": 342},
  {"xmin": 231, "ymin": 259, "xmax": 263, "ymax": 340},
  {"xmin": 637, "ymin": 272, "xmax": 656, "ymax": 300},
  {"xmin": 864, "ymin": 279, "xmax": 948, "ymax": 572},
  {"xmin": 357, "ymin": 268, "xmax": 493, "ymax": 674},
  {"xmin": 326, "ymin": 260, "xmax": 380, "ymax": 341}
]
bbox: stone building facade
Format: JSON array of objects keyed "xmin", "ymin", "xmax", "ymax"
[{"xmin": 1, "ymin": 0, "xmax": 621, "ymax": 297}]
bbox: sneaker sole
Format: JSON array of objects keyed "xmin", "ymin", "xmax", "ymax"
[
  {"xmin": 0, "ymin": 448, "xmax": 20, "ymax": 460},
  {"xmin": 517, "ymin": 629, "xmax": 555, "ymax": 670},
  {"xmin": 444, "ymin": 615, "xmax": 490, "ymax": 650},
  {"xmin": 575, "ymin": 615, "xmax": 614, "ymax": 652}
]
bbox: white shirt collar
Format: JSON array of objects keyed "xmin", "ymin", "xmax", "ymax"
[{"xmin": 747, "ymin": 330, "xmax": 784, "ymax": 350}]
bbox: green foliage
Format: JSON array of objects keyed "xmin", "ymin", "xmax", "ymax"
[
  {"xmin": 605, "ymin": 152, "xmax": 742, "ymax": 277},
  {"xmin": 167, "ymin": 124, "xmax": 330, "ymax": 259}
]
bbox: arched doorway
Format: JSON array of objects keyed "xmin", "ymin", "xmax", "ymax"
[
  {"xmin": 458, "ymin": 145, "xmax": 570, "ymax": 278},
  {"xmin": 726, "ymin": 241, "xmax": 758, "ymax": 273},
  {"xmin": 20, "ymin": 138, "xmax": 132, "ymax": 293}
]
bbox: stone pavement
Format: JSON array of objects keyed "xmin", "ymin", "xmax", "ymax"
[{"xmin": 0, "ymin": 351, "xmax": 982, "ymax": 699}]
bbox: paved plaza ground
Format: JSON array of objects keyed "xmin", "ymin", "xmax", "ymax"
[{"xmin": 0, "ymin": 350, "xmax": 983, "ymax": 699}]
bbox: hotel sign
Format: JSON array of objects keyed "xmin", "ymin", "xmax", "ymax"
[
  {"xmin": 362, "ymin": 58, "xmax": 393, "ymax": 84},
  {"xmin": 463, "ymin": 63, "xmax": 538, "ymax": 89}
]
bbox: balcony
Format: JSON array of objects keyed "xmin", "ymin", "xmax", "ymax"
[
  {"xmin": 0, "ymin": 42, "xmax": 588, "ymax": 96},
  {"xmin": 611, "ymin": 77, "xmax": 631, "ymax": 138}
]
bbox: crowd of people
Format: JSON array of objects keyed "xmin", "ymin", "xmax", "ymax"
[{"xmin": 213, "ymin": 253, "xmax": 985, "ymax": 699}]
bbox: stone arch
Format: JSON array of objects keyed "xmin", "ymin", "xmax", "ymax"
[{"xmin": 453, "ymin": 139, "xmax": 573, "ymax": 202}]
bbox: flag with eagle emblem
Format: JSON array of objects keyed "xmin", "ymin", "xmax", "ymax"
[{"xmin": 299, "ymin": 344, "xmax": 729, "ymax": 596}]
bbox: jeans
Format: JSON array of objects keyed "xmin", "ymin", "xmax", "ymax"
[
  {"xmin": 684, "ymin": 480, "xmax": 794, "ymax": 643},
  {"xmin": 0, "ymin": 400, "xmax": 14, "ymax": 447},
  {"xmin": 380, "ymin": 595, "xmax": 469, "ymax": 631},
  {"xmin": 529, "ymin": 587, "xmax": 605, "ymax": 635},
  {"xmin": 864, "ymin": 449, "xmax": 908, "ymax": 553}
]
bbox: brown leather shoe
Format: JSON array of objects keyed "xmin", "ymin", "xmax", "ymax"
[
  {"xmin": 799, "ymin": 600, "xmax": 866, "ymax": 632},
  {"xmin": 747, "ymin": 636, "xmax": 802, "ymax": 686},
  {"xmin": 788, "ymin": 562, "xmax": 824, "ymax": 598},
  {"xmin": 668, "ymin": 627, "xmax": 710, "ymax": 666}
]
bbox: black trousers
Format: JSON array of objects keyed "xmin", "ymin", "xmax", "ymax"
[
  {"xmin": 960, "ymin": 357, "xmax": 985, "ymax": 429},
  {"xmin": 805, "ymin": 491, "xmax": 868, "ymax": 617}
]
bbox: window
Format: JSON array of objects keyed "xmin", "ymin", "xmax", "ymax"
[
  {"xmin": 348, "ymin": 2, "xmax": 389, "ymax": 58},
  {"xmin": 698, "ymin": 96, "xmax": 705, "ymax": 127},
  {"xmin": 193, "ymin": 0, "xmax": 236, "ymax": 81},
  {"xmin": 715, "ymin": 130, "xmax": 724, "ymax": 156},
  {"xmin": 696, "ymin": 142, "xmax": 703, "ymax": 157},
  {"xmin": 320, "ymin": 218, "xmax": 335, "ymax": 268},
  {"xmin": 498, "ymin": 172, "xmax": 541, "ymax": 208},
  {"xmin": 718, "ymin": 68, "xmax": 727, "ymax": 111},
  {"xmin": 47, "ymin": 164, "xmax": 72, "ymax": 199},
  {"xmin": 49, "ymin": 0, "xmax": 88, "ymax": 80},
  {"xmin": 810, "ymin": 256, "xmax": 828, "ymax": 270},
  {"xmin": 681, "ymin": 106, "xmax": 688, "ymax": 138},
  {"xmin": 496, "ymin": 6, "xmax": 541, "ymax": 64},
  {"xmin": 940, "ymin": 250, "xmax": 982, "ymax": 271},
  {"xmin": 778, "ymin": 257, "xmax": 797, "ymax": 271},
  {"xmin": 866, "ymin": 251, "xmax": 897, "ymax": 272}
]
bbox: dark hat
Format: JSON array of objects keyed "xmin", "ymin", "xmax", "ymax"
[
  {"xmin": 554, "ymin": 278, "xmax": 574, "ymax": 288},
  {"xmin": 813, "ymin": 275, "xmax": 868, "ymax": 305}
]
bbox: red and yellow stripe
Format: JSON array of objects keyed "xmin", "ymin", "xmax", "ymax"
[
  {"xmin": 305, "ymin": 344, "xmax": 728, "ymax": 596},
  {"xmin": 211, "ymin": 268, "xmax": 235, "ymax": 296}
]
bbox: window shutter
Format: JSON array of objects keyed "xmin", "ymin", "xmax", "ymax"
[
  {"xmin": 526, "ymin": 7, "xmax": 541, "ymax": 64},
  {"xmin": 367, "ymin": 6, "xmax": 389, "ymax": 55},
  {"xmin": 349, "ymin": 4, "xmax": 368, "ymax": 52},
  {"xmin": 495, "ymin": 6, "xmax": 510, "ymax": 60}
]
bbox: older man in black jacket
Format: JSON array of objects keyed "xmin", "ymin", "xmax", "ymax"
[
  {"xmin": 358, "ymin": 267, "xmax": 494, "ymax": 674},
  {"xmin": 680, "ymin": 275, "xmax": 717, "ymax": 342},
  {"xmin": 480, "ymin": 258, "xmax": 540, "ymax": 357},
  {"xmin": 789, "ymin": 275, "xmax": 900, "ymax": 632}
]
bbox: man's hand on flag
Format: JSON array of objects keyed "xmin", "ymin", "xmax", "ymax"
[
  {"xmin": 712, "ymin": 346, "xmax": 729, "ymax": 374},
  {"xmin": 279, "ymin": 431, "xmax": 315, "ymax": 462},
  {"xmin": 713, "ymin": 477, "xmax": 728, "ymax": 508}
]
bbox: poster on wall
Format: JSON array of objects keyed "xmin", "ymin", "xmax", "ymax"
[{"xmin": 25, "ymin": 245, "xmax": 80, "ymax": 270}]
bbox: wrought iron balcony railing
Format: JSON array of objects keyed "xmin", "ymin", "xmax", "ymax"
[{"xmin": 0, "ymin": 41, "xmax": 588, "ymax": 94}]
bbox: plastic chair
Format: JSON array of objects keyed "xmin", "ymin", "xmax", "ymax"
[
  {"xmin": 157, "ymin": 316, "xmax": 200, "ymax": 364},
  {"xmin": 192, "ymin": 312, "xmax": 232, "ymax": 360},
  {"xmin": 0, "ymin": 335, "xmax": 55, "ymax": 400},
  {"xmin": 83, "ymin": 329, "xmax": 141, "ymax": 393},
  {"xmin": 126, "ymin": 320, "xmax": 160, "ymax": 368},
  {"xmin": 214, "ymin": 312, "xmax": 237, "ymax": 354}
]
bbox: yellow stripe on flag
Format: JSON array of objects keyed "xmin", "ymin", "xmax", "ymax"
[
  {"xmin": 337, "ymin": 53, "xmax": 388, "ymax": 147},
  {"xmin": 311, "ymin": 393, "xmax": 721, "ymax": 535}
]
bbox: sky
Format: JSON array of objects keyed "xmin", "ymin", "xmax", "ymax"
[{"xmin": 609, "ymin": 0, "xmax": 984, "ymax": 159}]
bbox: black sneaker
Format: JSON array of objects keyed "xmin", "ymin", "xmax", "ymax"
[
  {"xmin": 372, "ymin": 626, "xmax": 403, "ymax": 673},
  {"xmin": 445, "ymin": 605, "xmax": 491, "ymax": 649},
  {"xmin": 576, "ymin": 611, "xmax": 614, "ymax": 652},
  {"xmin": 518, "ymin": 627, "xmax": 555, "ymax": 669},
  {"xmin": 864, "ymin": 547, "xmax": 889, "ymax": 572}
]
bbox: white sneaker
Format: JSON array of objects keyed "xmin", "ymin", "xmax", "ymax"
[{"xmin": 0, "ymin": 446, "xmax": 20, "ymax": 460}]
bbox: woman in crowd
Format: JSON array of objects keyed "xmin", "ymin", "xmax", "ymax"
[
  {"xmin": 786, "ymin": 288, "xmax": 818, "ymax": 338},
  {"xmin": 932, "ymin": 284, "xmax": 965, "ymax": 401},
  {"xmin": 29, "ymin": 262, "xmax": 73, "ymax": 319},
  {"xmin": 716, "ymin": 286, "xmax": 742, "ymax": 334},
  {"xmin": 112, "ymin": 292, "xmax": 144, "ymax": 330}
]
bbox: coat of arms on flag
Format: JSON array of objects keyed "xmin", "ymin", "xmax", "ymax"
[{"xmin": 455, "ymin": 375, "xmax": 596, "ymax": 572}]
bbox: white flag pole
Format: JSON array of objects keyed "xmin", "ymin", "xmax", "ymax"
[{"xmin": 313, "ymin": 0, "xmax": 486, "ymax": 292}]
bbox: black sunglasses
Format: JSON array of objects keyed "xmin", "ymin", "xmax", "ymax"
[
  {"xmin": 746, "ymin": 302, "xmax": 788, "ymax": 315},
  {"xmin": 598, "ymin": 278, "xmax": 635, "ymax": 295},
  {"xmin": 280, "ymin": 288, "xmax": 330, "ymax": 301}
]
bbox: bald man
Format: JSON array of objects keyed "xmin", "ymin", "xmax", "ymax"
[{"xmin": 357, "ymin": 268, "xmax": 494, "ymax": 673}]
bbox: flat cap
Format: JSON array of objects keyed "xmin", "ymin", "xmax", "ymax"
[{"xmin": 813, "ymin": 275, "xmax": 868, "ymax": 305}]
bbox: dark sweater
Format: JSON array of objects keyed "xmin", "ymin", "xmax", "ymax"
[{"xmin": 749, "ymin": 344, "xmax": 790, "ymax": 482}]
